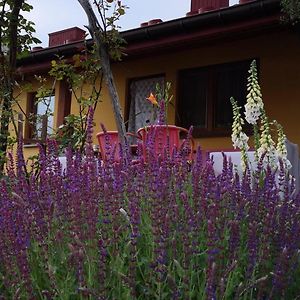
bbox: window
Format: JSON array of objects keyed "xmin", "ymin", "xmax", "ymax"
[
  {"xmin": 25, "ymin": 93, "xmax": 55, "ymax": 141},
  {"xmin": 25, "ymin": 81, "xmax": 72, "ymax": 143},
  {"xmin": 36, "ymin": 95, "xmax": 55, "ymax": 138},
  {"xmin": 127, "ymin": 75, "xmax": 165, "ymax": 135},
  {"xmin": 177, "ymin": 59, "xmax": 254, "ymax": 137}
]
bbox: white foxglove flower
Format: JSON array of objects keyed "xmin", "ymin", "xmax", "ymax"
[
  {"xmin": 275, "ymin": 122, "xmax": 292, "ymax": 170},
  {"xmin": 232, "ymin": 132, "xmax": 249, "ymax": 150},
  {"xmin": 257, "ymin": 113, "xmax": 277, "ymax": 168},
  {"xmin": 230, "ymin": 97, "xmax": 249, "ymax": 170},
  {"xmin": 244, "ymin": 61, "xmax": 264, "ymax": 125}
]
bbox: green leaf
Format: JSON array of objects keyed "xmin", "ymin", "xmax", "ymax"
[{"xmin": 117, "ymin": 7, "xmax": 125, "ymax": 15}]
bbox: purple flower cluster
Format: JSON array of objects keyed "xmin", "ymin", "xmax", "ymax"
[{"xmin": 1, "ymin": 113, "xmax": 300, "ymax": 299}]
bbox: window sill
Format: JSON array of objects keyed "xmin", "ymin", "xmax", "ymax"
[
  {"xmin": 183, "ymin": 127, "xmax": 253, "ymax": 139},
  {"xmin": 23, "ymin": 143, "xmax": 39, "ymax": 148},
  {"xmin": 23, "ymin": 138, "xmax": 45, "ymax": 147}
]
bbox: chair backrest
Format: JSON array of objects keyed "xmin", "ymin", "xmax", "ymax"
[
  {"xmin": 96, "ymin": 131, "xmax": 120, "ymax": 162},
  {"xmin": 137, "ymin": 125, "xmax": 193, "ymax": 160}
]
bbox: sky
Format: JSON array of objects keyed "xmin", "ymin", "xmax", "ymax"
[{"xmin": 26, "ymin": 0, "xmax": 238, "ymax": 47}]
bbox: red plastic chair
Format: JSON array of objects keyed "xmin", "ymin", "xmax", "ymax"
[
  {"xmin": 137, "ymin": 125, "xmax": 194, "ymax": 160},
  {"xmin": 96, "ymin": 131, "xmax": 120, "ymax": 162},
  {"xmin": 97, "ymin": 126, "xmax": 194, "ymax": 162},
  {"xmin": 96, "ymin": 131, "xmax": 138, "ymax": 162}
]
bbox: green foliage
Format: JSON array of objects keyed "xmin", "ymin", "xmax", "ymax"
[
  {"xmin": 55, "ymin": 114, "xmax": 88, "ymax": 152},
  {"xmin": 35, "ymin": 77, "xmax": 54, "ymax": 100},
  {"xmin": 281, "ymin": 0, "xmax": 300, "ymax": 24},
  {"xmin": 24, "ymin": 0, "xmax": 128, "ymax": 158},
  {"xmin": 0, "ymin": 0, "xmax": 40, "ymax": 173},
  {"xmin": 0, "ymin": 0, "xmax": 41, "ymax": 54},
  {"xmin": 92, "ymin": 0, "xmax": 128, "ymax": 61},
  {"xmin": 49, "ymin": 49, "xmax": 103, "ymax": 153},
  {"xmin": 49, "ymin": 50, "xmax": 102, "ymax": 89},
  {"xmin": 0, "ymin": 133, "xmax": 16, "ymax": 173},
  {"xmin": 146, "ymin": 81, "xmax": 174, "ymax": 124},
  {"xmin": 155, "ymin": 81, "xmax": 174, "ymax": 108}
]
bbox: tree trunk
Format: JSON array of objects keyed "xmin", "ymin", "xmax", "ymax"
[
  {"xmin": 77, "ymin": 0, "xmax": 128, "ymax": 149},
  {"xmin": 0, "ymin": 0, "xmax": 24, "ymax": 173},
  {"xmin": 0, "ymin": 90, "xmax": 12, "ymax": 173}
]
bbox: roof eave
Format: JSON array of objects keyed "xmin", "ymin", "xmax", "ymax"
[{"xmin": 17, "ymin": 0, "xmax": 281, "ymax": 74}]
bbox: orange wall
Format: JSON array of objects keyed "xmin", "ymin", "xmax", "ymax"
[{"xmin": 19, "ymin": 28, "xmax": 300, "ymax": 160}]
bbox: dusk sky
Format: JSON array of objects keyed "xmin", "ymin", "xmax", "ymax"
[{"xmin": 26, "ymin": 0, "xmax": 238, "ymax": 47}]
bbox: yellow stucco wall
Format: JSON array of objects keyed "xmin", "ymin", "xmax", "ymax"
[
  {"xmin": 13, "ymin": 78, "xmax": 61, "ymax": 161},
  {"xmin": 18, "ymin": 28, "xmax": 300, "ymax": 160},
  {"xmin": 108, "ymin": 29, "xmax": 300, "ymax": 150}
]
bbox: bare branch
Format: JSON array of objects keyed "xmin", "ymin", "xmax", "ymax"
[{"xmin": 77, "ymin": 0, "xmax": 128, "ymax": 149}]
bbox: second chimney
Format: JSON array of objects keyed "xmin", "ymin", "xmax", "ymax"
[
  {"xmin": 48, "ymin": 27, "xmax": 86, "ymax": 47},
  {"xmin": 190, "ymin": 0, "xmax": 229, "ymax": 14}
]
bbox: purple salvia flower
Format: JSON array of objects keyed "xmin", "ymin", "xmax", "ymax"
[
  {"xmin": 241, "ymin": 162, "xmax": 252, "ymax": 198},
  {"xmin": 271, "ymin": 246, "xmax": 291, "ymax": 297},
  {"xmin": 124, "ymin": 168, "xmax": 142, "ymax": 297},
  {"xmin": 85, "ymin": 106, "xmax": 94, "ymax": 160},
  {"xmin": 191, "ymin": 146, "xmax": 203, "ymax": 231},
  {"xmin": 228, "ymin": 220, "xmax": 240, "ymax": 260},
  {"xmin": 246, "ymin": 220, "xmax": 259, "ymax": 277},
  {"xmin": 180, "ymin": 126, "xmax": 193, "ymax": 160},
  {"xmin": 206, "ymin": 261, "xmax": 217, "ymax": 300},
  {"xmin": 180, "ymin": 191, "xmax": 195, "ymax": 267},
  {"xmin": 144, "ymin": 125, "xmax": 157, "ymax": 162},
  {"xmin": 16, "ymin": 133, "xmax": 27, "ymax": 180},
  {"xmin": 148, "ymin": 164, "xmax": 170, "ymax": 283},
  {"xmin": 98, "ymin": 237, "xmax": 107, "ymax": 297},
  {"xmin": 157, "ymin": 100, "xmax": 166, "ymax": 125},
  {"xmin": 199, "ymin": 159, "xmax": 216, "ymax": 219},
  {"xmin": 5, "ymin": 151, "xmax": 15, "ymax": 179}
]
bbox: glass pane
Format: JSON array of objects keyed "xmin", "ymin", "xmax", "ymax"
[
  {"xmin": 178, "ymin": 69, "xmax": 208, "ymax": 129},
  {"xmin": 36, "ymin": 95, "xmax": 55, "ymax": 138},
  {"xmin": 214, "ymin": 62, "xmax": 248, "ymax": 128}
]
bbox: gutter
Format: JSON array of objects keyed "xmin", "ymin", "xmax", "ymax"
[{"xmin": 121, "ymin": 0, "xmax": 280, "ymax": 43}]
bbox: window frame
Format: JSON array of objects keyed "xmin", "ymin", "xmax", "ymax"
[
  {"xmin": 24, "ymin": 92, "xmax": 56, "ymax": 143},
  {"xmin": 176, "ymin": 59, "xmax": 257, "ymax": 138},
  {"xmin": 24, "ymin": 80, "xmax": 72, "ymax": 144}
]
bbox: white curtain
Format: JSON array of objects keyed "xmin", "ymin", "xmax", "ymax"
[{"xmin": 128, "ymin": 76, "xmax": 164, "ymax": 139}]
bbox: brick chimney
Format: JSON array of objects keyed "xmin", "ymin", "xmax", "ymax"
[
  {"xmin": 188, "ymin": 0, "xmax": 229, "ymax": 15},
  {"xmin": 48, "ymin": 27, "xmax": 86, "ymax": 47}
]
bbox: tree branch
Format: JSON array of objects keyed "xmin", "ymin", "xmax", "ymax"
[{"xmin": 77, "ymin": 0, "xmax": 128, "ymax": 149}]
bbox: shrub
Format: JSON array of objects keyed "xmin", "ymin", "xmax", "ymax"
[{"xmin": 1, "ymin": 108, "xmax": 300, "ymax": 299}]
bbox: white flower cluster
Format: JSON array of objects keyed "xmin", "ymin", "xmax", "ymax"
[
  {"xmin": 231, "ymin": 97, "xmax": 249, "ymax": 151},
  {"xmin": 244, "ymin": 61, "xmax": 264, "ymax": 125},
  {"xmin": 230, "ymin": 59, "xmax": 292, "ymax": 175},
  {"xmin": 257, "ymin": 113, "xmax": 277, "ymax": 167},
  {"xmin": 275, "ymin": 122, "xmax": 292, "ymax": 170},
  {"xmin": 232, "ymin": 132, "xmax": 249, "ymax": 150}
]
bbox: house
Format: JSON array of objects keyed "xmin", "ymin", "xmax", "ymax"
[{"xmin": 16, "ymin": 0, "xmax": 300, "ymax": 159}]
